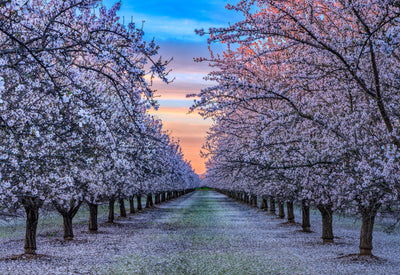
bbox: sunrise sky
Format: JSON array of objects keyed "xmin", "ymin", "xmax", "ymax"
[{"xmin": 103, "ymin": 0, "xmax": 241, "ymax": 174}]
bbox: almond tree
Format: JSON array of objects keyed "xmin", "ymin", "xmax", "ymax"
[
  {"xmin": 0, "ymin": 0, "xmax": 169, "ymax": 254},
  {"xmin": 193, "ymin": 0, "xmax": 400, "ymax": 255}
]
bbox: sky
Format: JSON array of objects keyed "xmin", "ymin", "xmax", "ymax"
[{"xmin": 103, "ymin": 0, "xmax": 241, "ymax": 174}]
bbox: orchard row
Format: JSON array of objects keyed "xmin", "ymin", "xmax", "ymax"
[
  {"xmin": 0, "ymin": 0, "xmax": 200, "ymax": 255},
  {"xmin": 193, "ymin": 0, "xmax": 400, "ymax": 256}
]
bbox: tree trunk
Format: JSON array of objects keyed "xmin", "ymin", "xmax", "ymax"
[
  {"xmin": 269, "ymin": 197, "xmax": 276, "ymax": 215},
  {"xmin": 251, "ymin": 195, "xmax": 257, "ymax": 207},
  {"xmin": 119, "ymin": 198, "xmax": 126, "ymax": 218},
  {"xmin": 150, "ymin": 194, "xmax": 154, "ymax": 207},
  {"xmin": 108, "ymin": 198, "xmax": 115, "ymax": 223},
  {"xmin": 63, "ymin": 215, "xmax": 74, "ymax": 240},
  {"xmin": 129, "ymin": 196, "xmax": 135, "ymax": 214},
  {"xmin": 260, "ymin": 196, "xmax": 268, "ymax": 211},
  {"xmin": 317, "ymin": 205, "xmax": 334, "ymax": 243},
  {"xmin": 287, "ymin": 201, "xmax": 295, "ymax": 223},
  {"xmin": 301, "ymin": 200, "xmax": 311, "ymax": 232},
  {"xmin": 161, "ymin": 192, "xmax": 166, "ymax": 202},
  {"xmin": 53, "ymin": 200, "xmax": 82, "ymax": 240},
  {"xmin": 154, "ymin": 193, "xmax": 160, "ymax": 204},
  {"xmin": 146, "ymin": 194, "xmax": 153, "ymax": 208},
  {"xmin": 260, "ymin": 197, "xmax": 265, "ymax": 208},
  {"xmin": 88, "ymin": 203, "xmax": 98, "ymax": 232},
  {"xmin": 137, "ymin": 195, "xmax": 142, "ymax": 211},
  {"xmin": 146, "ymin": 194, "xmax": 151, "ymax": 208},
  {"xmin": 22, "ymin": 197, "xmax": 43, "ymax": 255},
  {"xmin": 278, "ymin": 201, "xmax": 285, "ymax": 219},
  {"xmin": 359, "ymin": 204, "xmax": 380, "ymax": 255}
]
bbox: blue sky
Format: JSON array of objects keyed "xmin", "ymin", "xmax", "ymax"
[
  {"xmin": 102, "ymin": 0, "xmax": 241, "ymax": 173},
  {"xmin": 104, "ymin": 0, "xmax": 239, "ymax": 41}
]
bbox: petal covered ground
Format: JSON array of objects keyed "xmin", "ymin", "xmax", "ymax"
[{"xmin": 0, "ymin": 191, "xmax": 399, "ymax": 274}]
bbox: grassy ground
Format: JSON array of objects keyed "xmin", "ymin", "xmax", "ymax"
[
  {"xmin": 97, "ymin": 191, "xmax": 303, "ymax": 274},
  {"xmin": 0, "ymin": 198, "xmax": 146, "ymax": 240},
  {"xmin": 0, "ymin": 191, "xmax": 399, "ymax": 274}
]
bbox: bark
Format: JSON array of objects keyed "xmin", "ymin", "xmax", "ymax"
[
  {"xmin": 63, "ymin": 215, "xmax": 73, "ymax": 240},
  {"xmin": 359, "ymin": 204, "xmax": 380, "ymax": 255},
  {"xmin": 260, "ymin": 196, "xmax": 268, "ymax": 211},
  {"xmin": 129, "ymin": 196, "xmax": 135, "ymax": 214},
  {"xmin": 53, "ymin": 200, "xmax": 83, "ymax": 240},
  {"xmin": 136, "ymin": 195, "xmax": 142, "ymax": 210},
  {"xmin": 161, "ymin": 192, "xmax": 166, "ymax": 202},
  {"xmin": 119, "ymin": 198, "xmax": 126, "ymax": 218},
  {"xmin": 108, "ymin": 198, "xmax": 115, "ymax": 223},
  {"xmin": 317, "ymin": 205, "xmax": 334, "ymax": 243},
  {"xmin": 22, "ymin": 196, "xmax": 43, "ymax": 255},
  {"xmin": 251, "ymin": 195, "xmax": 257, "ymax": 207},
  {"xmin": 287, "ymin": 201, "xmax": 295, "ymax": 223},
  {"xmin": 301, "ymin": 200, "xmax": 311, "ymax": 232},
  {"xmin": 146, "ymin": 194, "xmax": 153, "ymax": 208},
  {"xmin": 88, "ymin": 203, "xmax": 98, "ymax": 232},
  {"xmin": 278, "ymin": 201, "xmax": 285, "ymax": 219},
  {"xmin": 154, "ymin": 193, "xmax": 160, "ymax": 204},
  {"xmin": 269, "ymin": 197, "xmax": 276, "ymax": 215},
  {"xmin": 260, "ymin": 197, "xmax": 265, "ymax": 209}
]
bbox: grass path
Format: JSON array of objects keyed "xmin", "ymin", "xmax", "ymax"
[{"xmin": 0, "ymin": 191, "xmax": 399, "ymax": 274}]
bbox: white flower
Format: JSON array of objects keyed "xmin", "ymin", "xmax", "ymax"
[
  {"xmin": 62, "ymin": 93, "xmax": 70, "ymax": 103},
  {"xmin": 0, "ymin": 77, "xmax": 4, "ymax": 91}
]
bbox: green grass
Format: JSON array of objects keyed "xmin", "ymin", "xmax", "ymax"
[
  {"xmin": 195, "ymin": 187, "xmax": 214, "ymax": 191},
  {"xmin": 92, "ymin": 191, "xmax": 304, "ymax": 275},
  {"xmin": 95, "ymin": 251, "xmax": 302, "ymax": 275}
]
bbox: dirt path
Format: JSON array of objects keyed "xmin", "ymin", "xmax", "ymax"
[{"xmin": 0, "ymin": 191, "xmax": 399, "ymax": 274}]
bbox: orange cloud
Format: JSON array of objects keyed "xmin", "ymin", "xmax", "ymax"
[
  {"xmin": 166, "ymin": 122, "xmax": 209, "ymax": 175},
  {"xmin": 149, "ymin": 106, "xmax": 210, "ymax": 174},
  {"xmin": 146, "ymin": 59, "xmax": 212, "ymax": 175}
]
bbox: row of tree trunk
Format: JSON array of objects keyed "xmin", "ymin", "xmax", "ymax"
[
  {"xmin": 227, "ymin": 191, "xmax": 334, "ymax": 243},
  {"xmin": 22, "ymin": 189, "xmax": 194, "ymax": 255},
  {"xmin": 225, "ymin": 191, "xmax": 333, "ymax": 241},
  {"xmin": 222, "ymin": 190, "xmax": 378, "ymax": 256}
]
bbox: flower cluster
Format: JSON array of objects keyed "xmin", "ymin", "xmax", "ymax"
[
  {"xmin": 192, "ymin": 0, "xmax": 400, "ymax": 255},
  {"xmin": 0, "ymin": 0, "xmax": 200, "ymax": 254}
]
